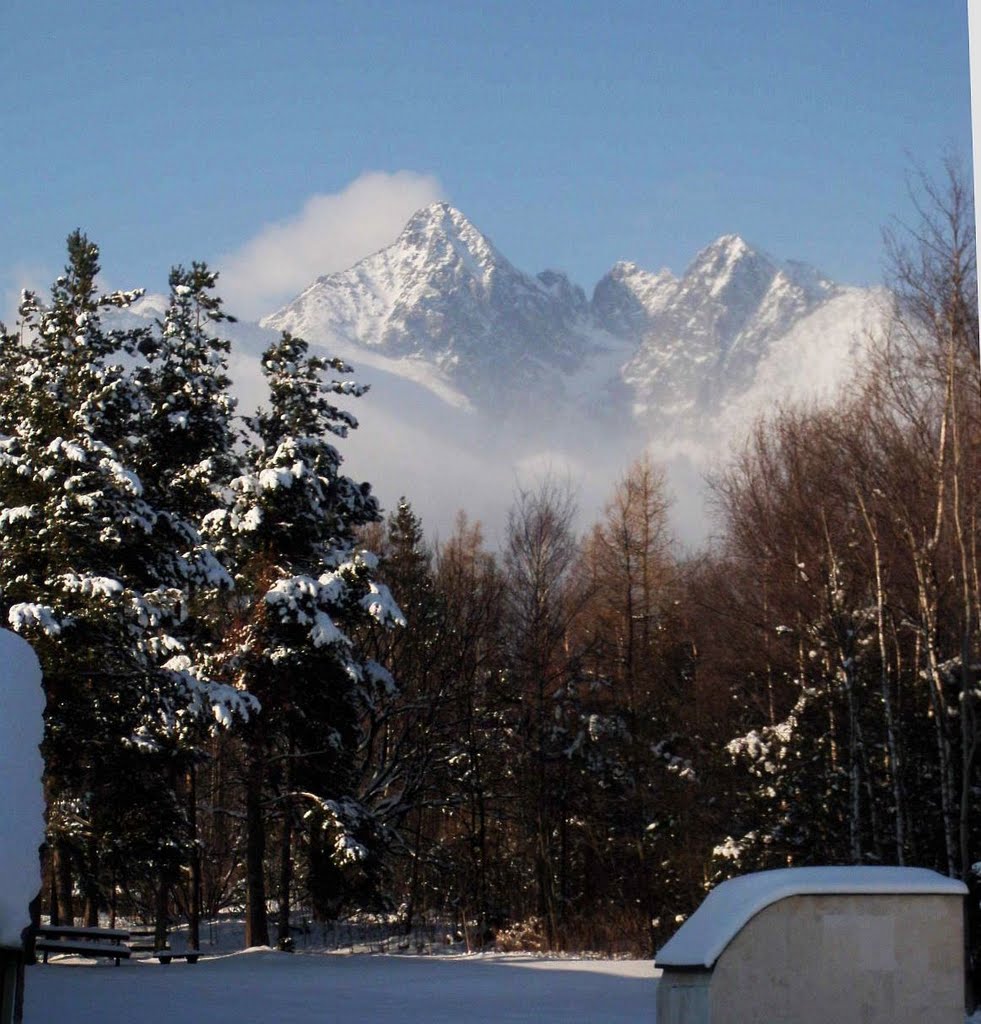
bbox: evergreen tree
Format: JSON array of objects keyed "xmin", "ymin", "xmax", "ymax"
[
  {"xmin": 0, "ymin": 233, "xmax": 250, "ymax": 925},
  {"xmin": 126, "ymin": 262, "xmax": 243, "ymax": 948},
  {"xmin": 130, "ymin": 262, "xmax": 239, "ymax": 518},
  {"xmin": 203, "ymin": 331, "xmax": 403, "ymax": 945}
]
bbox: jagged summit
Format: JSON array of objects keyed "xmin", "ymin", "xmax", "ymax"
[
  {"xmin": 399, "ymin": 201, "xmax": 477, "ymax": 238},
  {"xmin": 683, "ymin": 234, "xmax": 838, "ymax": 306},
  {"xmin": 592, "ymin": 261, "xmax": 675, "ymax": 338},
  {"xmin": 403, "ymin": 199, "xmax": 457, "ymax": 224},
  {"xmin": 691, "ymin": 232, "xmax": 753, "ymax": 261},
  {"xmin": 682, "ymin": 234, "xmax": 773, "ymax": 301},
  {"xmin": 394, "ymin": 202, "xmax": 505, "ymax": 276},
  {"xmin": 262, "ymin": 205, "xmax": 600, "ymax": 408},
  {"xmin": 619, "ymin": 232, "xmax": 850, "ymax": 420},
  {"xmin": 261, "ymin": 206, "xmax": 873, "ymax": 432}
]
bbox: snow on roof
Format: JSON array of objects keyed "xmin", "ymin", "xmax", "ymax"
[
  {"xmin": 0, "ymin": 629, "xmax": 45, "ymax": 948},
  {"xmin": 656, "ymin": 866, "xmax": 967, "ymax": 969}
]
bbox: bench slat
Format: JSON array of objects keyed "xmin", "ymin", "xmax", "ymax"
[
  {"xmin": 37, "ymin": 925, "xmax": 130, "ymax": 941},
  {"xmin": 36, "ymin": 939, "xmax": 132, "ymax": 958}
]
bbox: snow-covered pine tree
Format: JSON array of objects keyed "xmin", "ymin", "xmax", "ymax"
[
  {"xmin": 130, "ymin": 262, "xmax": 239, "ymax": 519},
  {"xmin": 125, "ymin": 262, "xmax": 246, "ymax": 947},
  {"xmin": 202, "ymin": 331, "xmax": 403, "ymax": 946},
  {"xmin": 0, "ymin": 233, "xmax": 251, "ymax": 924}
]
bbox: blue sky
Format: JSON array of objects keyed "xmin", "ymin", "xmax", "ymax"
[{"xmin": 2, "ymin": 1, "xmax": 973, "ymax": 322}]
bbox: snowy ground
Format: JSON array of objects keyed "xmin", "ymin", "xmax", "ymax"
[
  {"xmin": 26, "ymin": 947, "xmax": 981, "ymax": 1023},
  {"xmin": 25, "ymin": 948, "xmax": 658, "ymax": 1024},
  {"xmin": 25, "ymin": 912, "xmax": 981, "ymax": 1023}
]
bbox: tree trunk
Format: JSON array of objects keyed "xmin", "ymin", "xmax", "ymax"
[
  {"xmin": 915, "ymin": 560, "xmax": 958, "ymax": 876},
  {"xmin": 153, "ymin": 868, "xmax": 169, "ymax": 950},
  {"xmin": 82, "ymin": 837, "xmax": 99, "ymax": 927},
  {"xmin": 244, "ymin": 744, "xmax": 269, "ymax": 948},
  {"xmin": 476, "ymin": 786, "xmax": 489, "ymax": 935},
  {"xmin": 83, "ymin": 898, "xmax": 98, "ymax": 928},
  {"xmin": 45, "ymin": 847, "xmax": 58, "ymax": 927},
  {"xmin": 188, "ymin": 765, "xmax": 201, "ymax": 951},
  {"xmin": 404, "ymin": 806, "xmax": 423, "ymax": 936},
  {"xmin": 859, "ymin": 494, "xmax": 906, "ymax": 863},
  {"xmin": 109, "ymin": 867, "xmax": 116, "ymax": 929},
  {"xmin": 54, "ymin": 841, "xmax": 74, "ymax": 926},
  {"xmin": 276, "ymin": 790, "xmax": 293, "ymax": 949}
]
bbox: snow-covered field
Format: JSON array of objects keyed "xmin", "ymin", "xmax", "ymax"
[
  {"xmin": 24, "ymin": 910, "xmax": 981, "ymax": 1023},
  {"xmin": 26, "ymin": 949, "xmax": 658, "ymax": 1024},
  {"xmin": 26, "ymin": 946, "xmax": 981, "ymax": 1023}
]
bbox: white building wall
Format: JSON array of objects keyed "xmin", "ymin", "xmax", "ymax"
[{"xmin": 707, "ymin": 893, "xmax": 963, "ymax": 1024}]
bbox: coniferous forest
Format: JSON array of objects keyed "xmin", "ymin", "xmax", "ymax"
[{"xmin": 1, "ymin": 167, "xmax": 978, "ymax": 967}]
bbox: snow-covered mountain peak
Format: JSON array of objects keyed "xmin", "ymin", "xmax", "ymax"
[
  {"xmin": 619, "ymin": 233, "xmax": 857, "ymax": 428},
  {"xmin": 605, "ymin": 259, "xmax": 675, "ymax": 287},
  {"xmin": 700, "ymin": 232, "xmax": 752, "ymax": 260},
  {"xmin": 262, "ymin": 203, "xmax": 516, "ymax": 346},
  {"xmin": 682, "ymin": 234, "xmax": 774, "ymax": 299},
  {"xmin": 399, "ymin": 201, "xmax": 478, "ymax": 239},
  {"xmin": 592, "ymin": 260, "xmax": 676, "ymax": 337},
  {"xmin": 393, "ymin": 202, "xmax": 505, "ymax": 282},
  {"xmin": 261, "ymin": 204, "xmax": 605, "ymax": 409}
]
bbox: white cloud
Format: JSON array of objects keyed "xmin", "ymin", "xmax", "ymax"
[{"xmin": 218, "ymin": 170, "xmax": 445, "ymax": 321}]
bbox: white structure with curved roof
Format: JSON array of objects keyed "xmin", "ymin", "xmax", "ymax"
[
  {"xmin": 656, "ymin": 866, "xmax": 967, "ymax": 1024},
  {"xmin": 657, "ymin": 865, "xmax": 967, "ymax": 969}
]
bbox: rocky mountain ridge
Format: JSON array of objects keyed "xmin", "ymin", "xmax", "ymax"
[{"xmin": 262, "ymin": 203, "xmax": 877, "ymax": 437}]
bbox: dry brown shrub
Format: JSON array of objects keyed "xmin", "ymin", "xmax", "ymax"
[{"xmin": 493, "ymin": 917, "xmax": 547, "ymax": 952}]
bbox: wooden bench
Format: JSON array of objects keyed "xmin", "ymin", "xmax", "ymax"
[
  {"xmin": 154, "ymin": 952, "xmax": 200, "ymax": 964},
  {"xmin": 35, "ymin": 925, "xmax": 132, "ymax": 966},
  {"xmin": 124, "ymin": 926, "xmax": 162, "ymax": 954},
  {"xmin": 122, "ymin": 925, "xmax": 200, "ymax": 962},
  {"xmin": 128, "ymin": 940, "xmax": 170, "ymax": 953}
]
